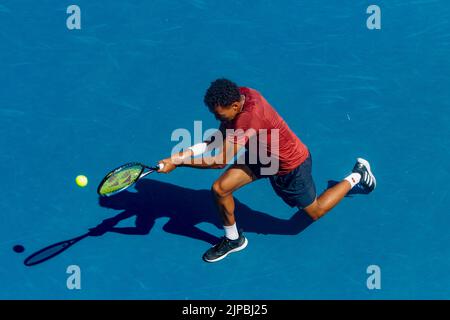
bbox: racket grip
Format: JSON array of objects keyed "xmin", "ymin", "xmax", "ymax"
[{"xmin": 158, "ymin": 163, "xmax": 165, "ymax": 170}]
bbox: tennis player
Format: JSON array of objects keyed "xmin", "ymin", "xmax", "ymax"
[{"xmin": 158, "ymin": 78, "xmax": 376, "ymax": 263}]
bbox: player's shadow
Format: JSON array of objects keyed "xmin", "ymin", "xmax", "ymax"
[
  {"xmin": 94, "ymin": 179, "xmax": 314, "ymax": 245},
  {"xmin": 23, "ymin": 178, "xmax": 369, "ymax": 266}
]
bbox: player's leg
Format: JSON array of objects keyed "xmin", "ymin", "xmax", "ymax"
[
  {"xmin": 303, "ymin": 182, "xmax": 351, "ymax": 220},
  {"xmin": 211, "ymin": 164, "xmax": 256, "ymax": 226},
  {"xmin": 304, "ymin": 157, "xmax": 377, "ymax": 220},
  {"xmin": 204, "ymin": 164, "xmax": 257, "ymax": 263}
]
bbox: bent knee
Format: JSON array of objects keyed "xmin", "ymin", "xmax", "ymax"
[
  {"xmin": 303, "ymin": 201, "xmax": 326, "ymax": 221},
  {"xmin": 211, "ymin": 180, "xmax": 232, "ymax": 198}
]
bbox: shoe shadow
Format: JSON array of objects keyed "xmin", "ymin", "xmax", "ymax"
[
  {"xmin": 327, "ymin": 180, "xmax": 370, "ymax": 197},
  {"xmin": 95, "ymin": 179, "xmax": 314, "ymax": 245}
]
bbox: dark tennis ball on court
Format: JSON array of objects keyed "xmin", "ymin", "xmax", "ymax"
[{"xmin": 13, "ymin": 245, "xmax": 25, "ymax": 253}]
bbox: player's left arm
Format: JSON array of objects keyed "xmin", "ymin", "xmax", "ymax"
[
  {"xmin": 158, "ymin": 137, "xmax": 243, "ymax": 173},
  {"xmin": 179, "ymin": 138, "xmax": 243, "ymax": 169}
]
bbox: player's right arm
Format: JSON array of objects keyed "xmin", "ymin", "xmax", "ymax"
[{"xmin": 158, "ymin": 124, "xmax": 241, "ymax": 173}]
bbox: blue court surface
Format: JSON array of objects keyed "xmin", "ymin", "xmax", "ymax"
[{"xmin": 1, "ymin": 0, "xmax": 449, "ymax": 300}]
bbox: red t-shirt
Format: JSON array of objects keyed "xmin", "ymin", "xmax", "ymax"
[{"xmin": 221, "ymin": 87, "xmax": 309, "ymax": 175}]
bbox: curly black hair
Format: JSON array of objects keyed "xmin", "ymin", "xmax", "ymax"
[{"xmin": 204, "ymin": 78, "xmax": 241, "ymax": 111}]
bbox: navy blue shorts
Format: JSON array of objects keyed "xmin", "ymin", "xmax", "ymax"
[{"xmin": 246, "ymin": 154, "xmax": 317, "ymax": 209}]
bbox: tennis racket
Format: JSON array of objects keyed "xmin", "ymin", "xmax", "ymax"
[{"xmin": 97, "ymin": 162, "xmax": 164, "ymax": 197}]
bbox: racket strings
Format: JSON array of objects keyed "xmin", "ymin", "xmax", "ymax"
[{"xmin": 99, "ymin": 165, "xmax": 143, "ymax": 196}]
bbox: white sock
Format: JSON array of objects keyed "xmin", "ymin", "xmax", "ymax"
[
  {"xmin": 224, "ymin": 223, "xmax": 239, "ymax": 240},
  {"xmin": 344, "ymin": 173, "xmax": 361, "ymax": 188}
]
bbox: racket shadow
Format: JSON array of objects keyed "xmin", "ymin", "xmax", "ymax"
[{"xmin": 97, "ymin": 179, "xmax": 315, "ymax": 245}]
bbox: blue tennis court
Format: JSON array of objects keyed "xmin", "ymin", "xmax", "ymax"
[{"xmin": 1, "ymin": 0, "xmax": 449, "ymax": 299}]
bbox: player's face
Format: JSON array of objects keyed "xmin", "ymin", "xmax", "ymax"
[{"xmin": 213, "ymin": 102, "xmax": 241, "ymax": 122}]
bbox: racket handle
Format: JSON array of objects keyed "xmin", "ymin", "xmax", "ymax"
[{"xmin": 158, "ymin": 163, "xmax": 165, "ymax": 170}]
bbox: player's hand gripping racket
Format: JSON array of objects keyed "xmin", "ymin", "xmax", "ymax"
[{"xmin": 97, "ymin": 162, "xmax": 164, "ymax": 197}]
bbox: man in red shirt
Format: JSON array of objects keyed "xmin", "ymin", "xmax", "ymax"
[{"xmin": 159, "ymin": 78, "xmax": 376, "ymax": 263}]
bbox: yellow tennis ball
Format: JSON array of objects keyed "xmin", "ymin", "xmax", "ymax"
[{"xmin": 75, "ymin": 175, "xmax": 88, "ymax": 187}]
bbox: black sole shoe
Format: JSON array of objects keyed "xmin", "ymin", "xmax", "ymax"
[{"xmin": 203, "ymin": 234, "xmax": 248, "ymax": 263}]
